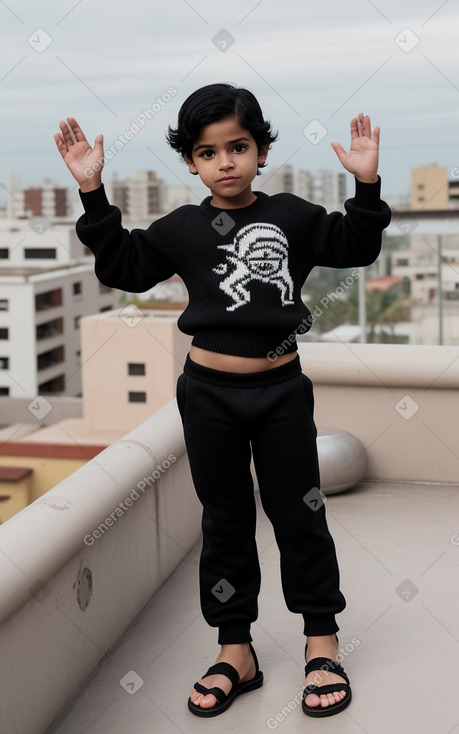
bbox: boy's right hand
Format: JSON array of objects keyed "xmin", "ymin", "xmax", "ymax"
[{"xmin": 54, "ymin": 117, "xmax": 104, "ymax": 193}]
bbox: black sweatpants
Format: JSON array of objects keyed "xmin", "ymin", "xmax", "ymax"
[{"xmin": 176, "ymin": 354, "xmax": 346, "ymax": 645}]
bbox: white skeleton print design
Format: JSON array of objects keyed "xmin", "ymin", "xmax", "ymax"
[{"xmin": 212, "ymin": 223, "xmax": 295, "ymax": 311}]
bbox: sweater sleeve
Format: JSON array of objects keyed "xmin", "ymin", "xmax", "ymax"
[
  {"xmin": 75, "ymin": 185, "xmax": 180, "ymax": 292},
  {"xmin": 281, "ymin": 177, "xmax": 391, "ymax": 270}
]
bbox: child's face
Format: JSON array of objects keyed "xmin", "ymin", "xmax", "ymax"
[{"xmin": 184, "ymin": 117, "xmax": 268, "ymax": 209}]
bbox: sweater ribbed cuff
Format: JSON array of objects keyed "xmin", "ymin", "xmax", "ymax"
[
  {"xmin": 353, "ymin": 175, "xmax": 382, "ymax": 212},
  {"xmin": 78, "ymin": 184, "xmax": 112, "ymax": 224}
]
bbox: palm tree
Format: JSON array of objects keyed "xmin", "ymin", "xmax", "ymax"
[{"xmin": 346, "ymin": 288, "xmax": 411, "ymax": 342}]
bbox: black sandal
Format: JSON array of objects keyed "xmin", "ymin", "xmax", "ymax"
[
  {"xmin": 188, "ymin": 643, "xmax": 263, "ymax": 717},
  {"xmin": 302, "ymin": 653, "xmax": 352, "ymax": 718}
]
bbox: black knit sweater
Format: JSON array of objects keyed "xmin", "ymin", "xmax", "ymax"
[{"xmin": 77, "ymin": 179, "xmax": 391, "ymax": 357}]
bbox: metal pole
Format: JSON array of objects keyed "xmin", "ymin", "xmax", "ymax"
[
  {"xmin": 438, "ymin": 234, "xmax": 443, "ymax": 346},
  {"xmin": 359, "ymin": 266, "xmax": 366, "ymax": 343}
]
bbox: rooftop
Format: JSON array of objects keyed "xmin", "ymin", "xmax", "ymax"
[
  {"xmin": 45, "ymin": 480, "xmax": 459, "ymax": 734},
  {"xmin": 2, "ymin": 342, "xmax": 459, "ymax": 734}
]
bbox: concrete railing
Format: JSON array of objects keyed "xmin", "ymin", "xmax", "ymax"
[
  {"xmin": 2, "ymin": 342, "xmax": 458, "ymax": 733},
  {"xmin": 299, "ymin": 342, "xmax": 459, "ymax": 484},
  {"xmin": 0, "ymin": 399, "xmax": 201, "ymax": 734}
]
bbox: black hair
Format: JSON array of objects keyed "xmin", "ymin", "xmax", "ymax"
[{"xmin": 166, "ymin": 83, "xmax": 277, "ymax": 174}]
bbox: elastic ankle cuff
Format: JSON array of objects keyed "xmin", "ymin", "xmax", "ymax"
[
  {"xmin": 302, "ymin": 615, "xmax": 339, "ymax": 637},
  {"xmin": 218, "ymin": 624, "xmax": 253, "ymax": 645}
]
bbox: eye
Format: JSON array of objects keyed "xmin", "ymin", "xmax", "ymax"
[
  {"xmin": 199, "ymin": 150, "xmax": 214, "ymax": 159},
  {"xmin": 233, "ymin": 144, "xmax": 247, "ymax": 153}
]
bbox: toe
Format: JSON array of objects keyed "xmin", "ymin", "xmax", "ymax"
[
  {"xmin": 189, "ymin": 689, "xmax": 218, "ymax": 709},
  {"xmin": 304, "ymin": 692, "xmax": 321, "ymax": 708},
  {"xmin": 200, "ymin": 693, "xmax": 217, "ymax": 709}
]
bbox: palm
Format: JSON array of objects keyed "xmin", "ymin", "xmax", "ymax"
[
  {"xmin": 54, "ymin": 117, "xmax": 104, "ymax": 188},
  {"xmin": 64, "ymin": 140, "xmax": 96, "ymax": 176},
  {"xmin": 331, "ymin": 113, "xmax": 379, "ymax": 184}
]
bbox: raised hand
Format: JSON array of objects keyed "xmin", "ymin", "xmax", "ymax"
[
  {"xmin": 54, "ymin": 117, "xmax": 104, "ymax": 192},
  {"xmin": 331, "ymin": 114, "xmax": 379, "ymax": 184}
]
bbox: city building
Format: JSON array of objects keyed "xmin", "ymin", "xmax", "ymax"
[
  {"xmin": 256, "ymin": 166, "xmax": 348, "ymax": 212},
  {"xmin": 386, "ymin": 208, "xmax": 459, "ymax": 345},
  {"xmin": 109, "ymin": 170, "xmax": 166, "ymax": 220},
  {"xmin": 0, "ymin": 215, "xmax": 89, "ymax": 268},
  {"xmin": 5, "ymin": 173, "xmax": 82, "ymax": 221},
  {"xmin": 297, "ymin": 169, "xmax": 348, "ymax": 212},
  {"xmin": 81, "ymin": 307, "xmax": 191, "ymax": 433},
  {"xmin": 256, "ymin": 164, "xmax": 294, "ymax": 195},
  {"xmin": 411, "ymin": 165, "xmax": 459, "ymax": 210},
  {"xmin": 0, "ymin": 308, "xmax": 190, "ymax": 522},
  {"xmin": 162, "ymin": 185, "xmax": 193, "ymax": 211},
  {"xmin": 0, "ymin": 264, "xmax": 117, "ymax": 399}
]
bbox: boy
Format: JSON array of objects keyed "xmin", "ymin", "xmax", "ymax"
[{"xmin": 55, "ymin": 83, "xmax": 391, "ymax": 718}]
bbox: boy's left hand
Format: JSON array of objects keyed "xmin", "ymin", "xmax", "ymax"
[{"xmin": 331, "ymin": 113, "xmax": 379, "ymax": 184}]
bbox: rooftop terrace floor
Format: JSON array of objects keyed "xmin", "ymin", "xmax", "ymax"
[{"xmin": 46, "ymin": 481, "xmax": 459, "ymax": 734}]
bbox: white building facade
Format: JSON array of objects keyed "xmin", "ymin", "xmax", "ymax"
[{"xmin": 0, "ymin": 265, "xmax": 117, "ymax": 399}]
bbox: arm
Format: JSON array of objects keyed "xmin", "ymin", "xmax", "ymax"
[
  {"xmin": 55, "ymin": 118, "xmax": 178, "ymax": 291},
  {"xmin": 76, "ymin": 186, "xmax": 179, "ymax": 292},
  {"xmin": 308, "ymin": 113, "xmax": 390, "ymax": 268}
]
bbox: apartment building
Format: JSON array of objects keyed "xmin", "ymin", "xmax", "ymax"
[
  {"xmin": 109, "ymin": 170, "xmax": 165, "ymax": 221},
  {"xmin": 297, "ymin": 169, "xmax": 348, "ymax": 212},
  {"xmin": 411, "ymin": 165, "xmax": 459, "ymax": 210},
  {"xmin": 0, "ymin": 265, "xmax": 116, "ymax": 399}
]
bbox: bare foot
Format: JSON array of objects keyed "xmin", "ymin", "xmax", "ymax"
[
  {"xmin": 304, "ymin": 634, "xmax": 348, "ymax": 711},
  {"xmin": 189, "ymin": 643, "xmax": 255, "ymax": 710}
]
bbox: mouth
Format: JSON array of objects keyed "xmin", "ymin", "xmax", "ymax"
[{"xmin": 218, "ymin": 176, "xmax": 239, "ymax": 183}]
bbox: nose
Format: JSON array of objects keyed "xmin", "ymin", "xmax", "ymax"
[{"xmin": 218, "ymin": 152, "xmax": 234, "ymax": 170}]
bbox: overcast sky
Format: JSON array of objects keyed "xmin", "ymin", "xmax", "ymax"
[{"xmin": 1, "ymin": 0, "xmax": 458, "ymax": 206}]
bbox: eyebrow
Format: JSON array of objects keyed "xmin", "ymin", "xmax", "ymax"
[{"xmin": 193, "ymin": 137, "xmax": 251, "ymax": 152}]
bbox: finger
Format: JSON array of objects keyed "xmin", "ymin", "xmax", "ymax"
[
  {"xmin": 93, "ymin": 133, "xmax": 104, "ymax": 155},
  {"xmin": 54, "ymin": 132, "xmax": 68, "ymax": 159},
  {"xmin": 372, "ymin": 125, "xmax": 380, "ymax": 146},
  {"xmin": 330, "ymin": 140, "xmax": 348, "ymax": 163},
  {"xmin": 59, "ymin": 119, "xmax": 77, "ymax": 145},
  {"xmin": 361, "ymin": 114, "xmax": 372, "ymax": 138},
  {"xmin": 65, "ymin": 117, "xmax": 88, "ymax": 144},
  {"xmin": 350, "ymin": 117, "xmax": 359, "ymax": 140}
]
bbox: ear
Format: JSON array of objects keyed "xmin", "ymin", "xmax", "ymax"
[
  {"xmin": 184, "ymin": 153, "xmax": 198, "ymax": 176},
  {"xmin": 258, "ymin": 142, "xmax": 269, "ymax": 168}
]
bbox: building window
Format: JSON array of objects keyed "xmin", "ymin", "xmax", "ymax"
[
  {"xmin": 74, "ymin": 316, "xmax": 81, "ymax": 329},
  {"xmin": 0, "ymin": 300, "xmax": 8, "ymax": 311},
  {"xmin": 0, "ymin": 329, "xmax": 8, "ymax": 340},
  {"xmin": 128, "ymin": 363, "xmax": 146, "ymax": 376},
  {"xmin": 0, "ymin": 357, "xmax": 9, "ymax": 369},
  {"xmin": 36, "ymin": 317, "xmax": 64, "ymax": 340},
  {"xmin": 24, "ymin": 248, "xmax": 57, "ymax": 259},
  {"xmin": 39, "ymin": 374, "xmax": 65, "ymax": 394},
  {"xmin": 0, "ymin": 249, "xmax": 8, "ymax": 260},
  {"xmin": 128, "ymin": 391, "xmax": 146, "ymax": 403},
  {"xmin": 0, "ymin": 387, "xmax": 9, "ymax": 396},
  {"xmin": 73, "ymin": 282, "xmax": 82, "ymax": 296},
  {"xmin": 35, "ymin": 288, "xmax": 63, "ymax": 311},
  {"xmin": 37, "ymin": 346, "xmax": 64, "ymax": 371}
]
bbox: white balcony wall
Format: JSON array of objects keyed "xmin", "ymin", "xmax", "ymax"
[{"xmin": 0, "ymin": 400, "xmax": 201, "ymax": 734}]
